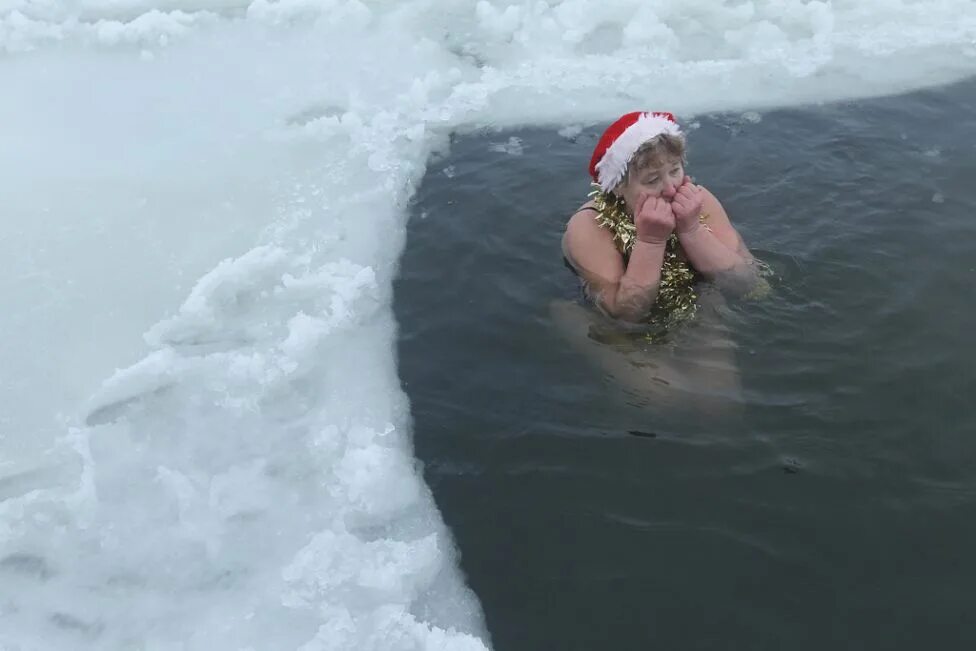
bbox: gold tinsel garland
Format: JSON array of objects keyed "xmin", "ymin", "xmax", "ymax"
[{"xmin": 588, "ymin": 184, "xmax": 707, "ymax": 339}]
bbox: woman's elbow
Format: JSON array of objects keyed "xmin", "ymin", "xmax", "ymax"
[
  {"xmin": 588, "ymin": 286, "xmax": 629, "ymax": 321},
  {"xmin": 712, "ymin": 262, "xmax": 763, "ymax": 297},
  {"xmin": 602, "ymin": 289, "xmax": 655, "ymax": 323}
]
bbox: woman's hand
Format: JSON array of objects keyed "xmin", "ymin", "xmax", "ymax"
[
  {"xmin": 672, "ymin": 176, "xmax": 704, "ymax": 235},
  {"xmin": 635, "ymin": 193, "xmax": 675, "ymax": 245}
]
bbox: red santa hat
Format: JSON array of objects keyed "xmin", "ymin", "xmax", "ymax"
[{"xmin": 589, "ymin": 111, "xmax": 683, "ymax": 192}]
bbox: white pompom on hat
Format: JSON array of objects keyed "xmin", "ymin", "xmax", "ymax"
[{"xmin": 589, "ymin": 111, "xmax": 683, "ymax": 192}]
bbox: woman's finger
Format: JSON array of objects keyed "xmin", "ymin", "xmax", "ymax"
[{"xmin": 636, "ymin": 192, "xmax": 647, "ymax": 213}]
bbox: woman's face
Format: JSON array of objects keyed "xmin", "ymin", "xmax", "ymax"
[{"xmin": 615, "ymin": 156, "xmax": 685, "ymax": 215}]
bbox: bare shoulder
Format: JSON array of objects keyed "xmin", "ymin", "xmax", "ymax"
[
  {"xmin": 564, "ymin": 201, "xmax": 613, "ymax": 252},
  {"xmin": 562, "ymin": 200, "xmax": 624, "ymax": 286},
  {"xmin": 700, "ymin": 186, "xmax": 732, "ymax": 223},
  {"xmin": 699, "ymin": 185, "xmax": 751, "ymax": 257},
  {"xmin": 567, "ymin": 200, "xmax": 597, "ymax": 224}
]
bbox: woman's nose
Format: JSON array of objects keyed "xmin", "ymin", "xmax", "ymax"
[{"xmin": 662, "ymin": 179, "xmax": 678, "ymax": 198}]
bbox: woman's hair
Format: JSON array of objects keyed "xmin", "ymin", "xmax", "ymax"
[{"xmin": 623, "ymin": 133, "xmax": 686, "ymax": 183}]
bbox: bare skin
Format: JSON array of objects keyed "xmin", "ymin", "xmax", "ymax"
[
  {"xmin": 562, "ymin": 156, "xmax": 757, "ymax": 321},
  {"xmin": 555, "ymin": 155, "xmax": 760, "ymax": 414}
]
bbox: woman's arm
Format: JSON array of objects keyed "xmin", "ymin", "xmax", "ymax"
[
  {"xmin": 674, "ymin": 186, "xmax": 760, "ymax": 293},
  {"xmin": 563, "ymin": 208, "xmax": 669, "ymax": 322}
]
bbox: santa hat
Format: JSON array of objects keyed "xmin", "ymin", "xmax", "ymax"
[{"xmin": 589, "ymin": 111, "xmax": 682, "ymax": 192}]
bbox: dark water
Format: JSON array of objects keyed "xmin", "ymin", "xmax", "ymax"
[{"xmin": 395, "ymin": 79, "xmax": 976, "ymax": 650}]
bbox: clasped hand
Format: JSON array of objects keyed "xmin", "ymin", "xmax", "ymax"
[{"xmin": 635, "ymin": 176, "xmax": 704, "ymax": 245}]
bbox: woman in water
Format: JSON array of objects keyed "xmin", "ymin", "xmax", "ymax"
[
  {"xmin": 554, "ymin": 111, "xmax": 761, "ymax": 410},
  {"xmin": 563, "ymin": 111, "xmax": 758, "ymax": 323}
]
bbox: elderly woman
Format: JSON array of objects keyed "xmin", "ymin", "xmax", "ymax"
[
  {"xmin": 562, "ymin": 111, "xmax": 759, "ymax": 326},
  {"xmin": 555, "ymin": 111, "xmax": 762, "ymax": 411}
]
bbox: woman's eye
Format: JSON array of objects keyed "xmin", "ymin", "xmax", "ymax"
[
  {"xmin": 670, "ymin": 168, "xmax": 681, "ymax": 175},
  {"xmin": 645, "ymin": 177, "xmax": 660, "ymax": 185}
]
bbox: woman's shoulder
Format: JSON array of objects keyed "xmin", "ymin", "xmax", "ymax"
[
  {"xmin": 570, "ymin": 199, "xmax": 599, "ymax": 217},
  {"xmin": 566, "ymin": 200, "xmax": 609, "ymax": 240},
  {"xmin": 576, "ymin": 198, "xmax": 599, "ymax": 213},
  {"xmin": 698, "ymin": 185, "xmax": 727, "ymax": 214},
  {"xmin": 696, "ymin": 185, "xmax": 736, "ymax": 224},
  {"xmin": 563, "ymin": 199, "xmax": 625, "ymax": 285},
  {"xmin": 564, "ymin": 199, "xmax": 619, "ymax": 265},
  {"xmin": 567, "ymin": 200, "xmax": 601, "ymax": 229}
]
